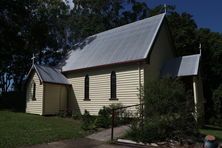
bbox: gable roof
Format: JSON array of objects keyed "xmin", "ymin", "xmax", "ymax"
[
  {"xmin": 62, "ymin": 13, "xmax": 166, "ymax": 72},
  {"xmin": 27, "ymin": 64, "xmax": 70, "ymax": 85},
  {"xmin": 161, "ymin": 54, "xmax": 201, "ymax": 77}
]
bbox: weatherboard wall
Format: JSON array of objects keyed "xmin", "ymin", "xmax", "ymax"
[
  {"xmin": 43, "ymin": 83, "xmax": 67, "ymax": 115},
  {"xmin": 26, "ymin": 72, "xmax": 43, "ymax": 115},
  {"xmin": 66, "ymin": 64, "xmax": 144, "ymax": 115}
]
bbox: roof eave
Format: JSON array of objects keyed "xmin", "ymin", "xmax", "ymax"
[
  {"xmin": 62, "ymin": 58, "xmax": 146, "ymax": 73},
  {"xmin": 43, "ymin": 81, "xmax": 71, "ymax": 86}
]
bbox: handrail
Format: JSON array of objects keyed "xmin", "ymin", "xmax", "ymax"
[{"xmin": 111, "ymin": 103, "xmax": 144, "ymax": 141}]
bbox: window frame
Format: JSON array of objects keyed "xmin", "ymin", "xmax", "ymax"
[
  {"xmin": 110, "ymin": 71, "xmax": 118, "ymax": 100},
  {"xmin": 84, "ymin": 74, "xmax": 90, "ymax": 101},
  {"xmin": 32, "ymin": 81, "xmax": 36, "ymax": 101}
]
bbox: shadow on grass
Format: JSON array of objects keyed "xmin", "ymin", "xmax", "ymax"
[{"xmin": 203, "ymin": 125, "xmax": 222, "ymax": 131}]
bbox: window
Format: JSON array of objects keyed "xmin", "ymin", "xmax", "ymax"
[
  {"xmin": 84, "ymin": 74, "xmax": 90, "ymax": 100},
  {"xmin": 110, "ymin": 71, "xmax": 117, "ymax": 99},
  {"xmin": 32, "ymin": 81, "xmax": 36, "ymax": 101}
]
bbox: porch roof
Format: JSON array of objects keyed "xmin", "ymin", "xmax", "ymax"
[
  {"xmin": 161, "ymin": 54, "xmax": 201, "ymax": 77},
  {"xmin": 27, "ymin": 64, "xmax": 70, "ymax": 85}
]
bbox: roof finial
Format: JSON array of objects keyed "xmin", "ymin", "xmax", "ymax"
[
  {"xmin": 199, "ymin": 43, "xmax": 202, "ymax": 55},
  {"xmin": 164, "ymin": 4, "xmax": 167, "ymax": 14},
  {"xmin": 31, "ymin": 53, "xmax": 36, "ymax": 65}
]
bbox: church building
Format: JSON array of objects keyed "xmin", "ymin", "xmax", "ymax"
[{"xmin": 26, "ymin": 14, "xmax": 204, "ymax": 119}]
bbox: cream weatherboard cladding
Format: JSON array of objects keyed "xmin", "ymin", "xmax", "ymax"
[
  {"xmin": 66, "ymin": 64, "xmax": 144, "ymax": 115},
  {"xmin": 26, "ymin": 71, "xmax": 68, "ymax": 115},
  {"xmin": 26, "ymin": 72, "xmax": 43, "ymax": 115},
  {"xmin": 26, "ymin": 65, "xmax": 70, "ymax": 115},
  {"xmin": 43, "ymin": 83, "xmax": 67, "ymax": 115}
]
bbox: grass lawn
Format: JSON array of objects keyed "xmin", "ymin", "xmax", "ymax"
[
  {"xmin": 0, "ymin": 111, "xmax": 86, "ymax": 148},
  {"xmin": 200, "ymin": 125, "xmax": 222, "ymax": 142}
]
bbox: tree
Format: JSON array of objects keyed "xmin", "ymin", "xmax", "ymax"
[
  {"xmin": 149, "ymin": 5, "xmax": 199, "ymax": 56},
  {"xmin": 0, "ymin": 0, "xmax": 70, "ymax": 92},
  {"xmin": 197, "ymin": 28, "xmax": 222, "ymax": 120},
  {"xmin": 167, "ymin": 12, "xmax": 199, "ymax": 56},
  {"xmin": 0, "ymin": 0, "xmax": 151, "ymax": 93},
  {"xmin": 68, "ymin": 0, "xmax": 150, "ymax": 42}
]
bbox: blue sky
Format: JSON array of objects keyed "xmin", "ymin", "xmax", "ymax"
[
  {"xmin": 147, "ymin": 0, "xmax": 222, "ymax": 33},
  {"xmin": 67, "ymin": 0, "xmax": 222, "ymax": 33}
]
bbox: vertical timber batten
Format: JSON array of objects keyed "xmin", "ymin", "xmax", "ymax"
[
  {"xmin": 42, "ymin": 83, "xmax": 45, "ymax": 115},
  {"xmin": 193, "ymin": 76, "xmax": 198, "ymax": 120},
  {"xmin": 138, "ymin": 62, "xmax": 142, "ymax": 104},
  {"xmin": 192, "ymin": 75, "xmax": 205, "ymax": 125}
]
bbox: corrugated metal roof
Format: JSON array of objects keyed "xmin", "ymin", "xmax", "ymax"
[
  {"xmin": 31, "ymin": 65, "xmax": 70, "ymax": 85},
  {"xmin": 161, "ymin": 54, "xmax": 201, "ymax": 77},
  {"xmin": 62, "ymin": 13, "xmax": 165, "ymax": 72}
]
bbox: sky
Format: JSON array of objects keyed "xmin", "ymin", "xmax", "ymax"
[
  {"xmin": 67, "ymin": 0, "xmax": 222, "ymax": 33},
  {"xmin": 147, "ymin": 0, "xmax": 222, "ymax": 33}
]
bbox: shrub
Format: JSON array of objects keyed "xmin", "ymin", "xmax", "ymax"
[
  {"xmin": 211, "ymin": 84, "xmax": 222, "ymax": 125},
  {"xmin": 96, "ymin": 104, "xmax": 133, "ymax": 128},
  {"xmin": 127, "ymin": 78, "xmax": 198, "ymax": 142},
  {"xmin": 96, "ymin": 106, "xmax": 111, "ymax": 128},
  {"xmin": 142, "ymin": 78, "xmax": 197, "ymax": 141},
  {"xmin": 72, "ymin": 111, "xmax": 82, "ymax": 120},
  {"xmin": 125, "ymin": 119, "xmax": 144, "ymax": 142},
  {"xmin": 81, "ymin": 110, "xmax": 96, "ymax": 130},
  {"xmin": 109, "ymin": 103, "xmax": 132, "ymax": 126}
]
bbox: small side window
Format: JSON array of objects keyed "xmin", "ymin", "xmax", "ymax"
[
  {"xmin": 110, "ymin": 71, "xmax": 117, "ymax": 99},
  {"xmin": 32, "ymin": 81, "xmax": 36, "ymax": 101},
  {"xmin": 84, "ymin": 74, "xmax": 90, "ymax": 100}
]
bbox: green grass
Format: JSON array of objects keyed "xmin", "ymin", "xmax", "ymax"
[
  {"xmin": 200, "ymin": 125, "xmax": 222, "ymax": 142},
  {"xmin": 0, "ymin": 111, "xmax": 86, "ymax": 148}
]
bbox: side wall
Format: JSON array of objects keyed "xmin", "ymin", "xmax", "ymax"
[
  {"xmin": 26, "ymin": 72, "xmax": 43, "ymax": 115},
  {"xmin": 43, "ymin": 83, "xmax": 67, "ymax": 115},
  {"xmin": 144, "ymin": 22, "xmax": 174, "ymax": 83},
  {"xmin": 66, "ymin": 64, "xmax": 144, "ymax": 115}
]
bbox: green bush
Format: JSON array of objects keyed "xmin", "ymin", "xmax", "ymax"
[
  {"xmin": 143, "ymin": 78, "xmax": 197, "ymax": 141},
  {"xmin": 81, "ymin": 110, "xmax": 96, "ymax": 130},
  {"xmin": 95, "ymin": 104, "xmax": 133, "ymax": 128},
  {"xmin": 128, "ymin": 78, "xmax": 198, "ymax": 142},
  {"xmin": 96, "ymin": 106, "xmax": 111, "ymax": 128},
  {"xmin": 72, "ymin": 111, "xmax": 82, "ymax": 120},
  {"xmin": 109, "ymin": 103, "xmax": 132, "ymax": 126},
  {"xmin": 125, "ymin": 119, "xmax": 144, "ymax": 142},
  {"xmin": 211, "ymin": 84, "xmax": 222, "ymax": 125}
]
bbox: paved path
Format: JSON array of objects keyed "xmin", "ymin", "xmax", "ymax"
[
  {"xmin": 25, "ymin": 125, "xmax": 131, "ymax": 148},
  {"xmin": 87, "ymin": 125, "xmax": 130, "ymax": 141},
  {"xmin": 26, "ymin": 138, "xmax": 131, "ymax": 148}
]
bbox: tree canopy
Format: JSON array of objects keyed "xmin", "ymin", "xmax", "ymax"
[{"xmin": 0, "ymin": 0, "xmax": 150, "ymax": 92}]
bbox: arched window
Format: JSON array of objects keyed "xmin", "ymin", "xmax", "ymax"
[
  {"xmin": 32, "ymin": 81, "xmax": 36, "ymax": 101},
  {"xmin": 84, "ymin": 74, "xmax": 89, "ymax": 100},
  {"xmin": 111, "ymin": 71, "xmax": 116, "ymax": 99}
]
